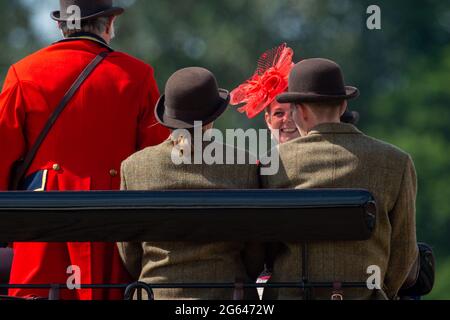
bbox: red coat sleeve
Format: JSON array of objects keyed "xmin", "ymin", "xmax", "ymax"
[
  {"xmin": 137, "ymin": 65, "xmax": 170, "ymax": 150},
  {"xmin": 0, "ymin": 66, "xmax": 27, "ymax": 191}
]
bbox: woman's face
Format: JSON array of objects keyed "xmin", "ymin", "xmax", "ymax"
[{"xmin": 265, "ymin": 101, "xmax": 300, "ymax": 144}]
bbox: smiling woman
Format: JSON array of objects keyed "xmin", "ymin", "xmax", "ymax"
[
  {"xmin": 265, "ymin": 101, "xmax": 300, "ymax": 144},
  {"xmin": 230, "ymin": 43, "xmax": 298, "ymax": 145}
]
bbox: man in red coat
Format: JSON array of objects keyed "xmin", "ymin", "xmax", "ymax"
[{"xmin": 0, "ymin": 0, "xmax": 169, "ymax": 300}]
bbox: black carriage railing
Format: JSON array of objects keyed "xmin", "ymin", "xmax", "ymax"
[
  {"xmin": 0, "ymin": 189, "xmax": 377, "ymax": 300},
  {"xmin": 0, "ymin": 282, "xmax": 372, "ymax": 301}
]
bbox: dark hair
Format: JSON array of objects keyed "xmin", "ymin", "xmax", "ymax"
[
  {"xmin": 303, "ymin": 100, "xmax": 345, "ymax": 109},
  {"xmin": 341, "ymin": 110, "xmax": 360, "ymax": 125},
  {"xmin": 300, "ymin": 101, "xmax": 359, "ymax": 125}
]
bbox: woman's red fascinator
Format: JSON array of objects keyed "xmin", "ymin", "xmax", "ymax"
[{"xmin": 230, "ymin": 43, "xmax": 295, "ymax": 119}]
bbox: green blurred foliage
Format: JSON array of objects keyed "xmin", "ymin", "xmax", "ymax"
[
  {"xmin": 431, "ymin": 258, "xmax": 450, "ymax": 300},
  {"xmin": 0, "ymin": 1, "xmax": 37, "ymax": 79},
  {"xmin": 1, "ymin": 0, "xmax": 449, "ymax": 299},
  {"xmin": 367, "ymin": 45, "xmax": 450, "ymax": 299}
]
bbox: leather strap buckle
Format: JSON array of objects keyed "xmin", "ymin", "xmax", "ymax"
[
  {"xmin": 331, "ymin": 293, "xmax": 344, "ymax": 300},
  {"xmin": 331, "ymin": 282, "xmax": 344, "ymax": 301}
]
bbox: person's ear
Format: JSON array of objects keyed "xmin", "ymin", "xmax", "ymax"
[
  {"xmin": 57, "ymin": 22, "xmax": 65, "ymax": 37},
  {"xmin": 265, "ymin": 112, "xmax": 272, "ymax": 129},
  {"xmin": 106, "ymin": 16, "xmax": 116, "ymax": 34},
  {"xmin": 339, "ymin": 100, "xmax": 348, "ymax": 117},
  {"xmin": 299, "ymin": 104, "xmax": 309, "ymax": 122},
  {"xmin": 204, "ymin": 122, "xmax": 214, "ymax": 131},
  {"xmin": 290, "ymin": 103, "xmax": 298, "ymax": 119}
]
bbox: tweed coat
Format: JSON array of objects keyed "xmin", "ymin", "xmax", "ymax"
[
  {"xmin": 118, "ymin": 140, "xmax": 263, "ymax": 300},
  {"xmin": 261, "ymin": 123, "xmax": 418, "ymax": 300}
]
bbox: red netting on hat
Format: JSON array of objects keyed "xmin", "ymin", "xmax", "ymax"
[{"xmin": 230, "ymin": 43, "xmax": 294, "ymax": 119}]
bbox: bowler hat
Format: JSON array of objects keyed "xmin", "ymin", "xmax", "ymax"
[
  {"xmin": 277, "ymin": 58, "xmax": 359, "ymax": 104},
  {"xmin": 51, "ymin": 0, "xmax": 124, "ymax": 22},
  {"xmin": 155, "ymin": 67, "xmax": 230, "ymax": 129}
]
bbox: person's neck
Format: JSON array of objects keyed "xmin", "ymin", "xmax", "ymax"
[
  {"xmin": 67, "ymin": 31, "xmax": 109, "ymax": 45},
  {"xmin": 311, "ymin": 115, "xmax": 342, "ymax": 128},
  {"xmin": 303, "ymin": 119, "xmax": 341, "ymax": 136}
]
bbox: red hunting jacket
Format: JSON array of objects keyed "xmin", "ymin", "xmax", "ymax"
[
  {"xmin": 0, "ymin": 34, "xmax": 169, "ymax": 300},
  {"xmin": 0, "ymin": 35, "xmax": 169, "ymax": 191}
]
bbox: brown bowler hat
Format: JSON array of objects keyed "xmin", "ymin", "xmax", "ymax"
[
  {"xmin": 155, "ymin": 67, "xmax": 230, "ymax": 129},
  {"xmin": 277, "ymin": 58, "xmax": 359, "ymax": 104},
  {"xmin": 51, "ymin": 0, "xmax": 124, "ymax": 22}
]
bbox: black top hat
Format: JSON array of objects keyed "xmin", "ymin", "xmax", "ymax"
[
  {"xmin": 51, "ymin": 0, "xmax": 124, "ymax": 22},
  {"xmin": 277, "ymin": 58, "xmax": 359, "ymax": 104},
  {"xmin": 155, "ymin": 67, "xmax": 230, "ymax": 130}
]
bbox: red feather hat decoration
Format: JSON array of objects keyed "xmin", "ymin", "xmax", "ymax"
[{"xmin": 230, "ymin": 43, "xmax": 295, "ymax": 119}]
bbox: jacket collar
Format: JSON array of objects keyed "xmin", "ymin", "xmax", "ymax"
[
  {"xmin": 55, "ymin": 32, "xmax": 114, "ymax": 52},
  {"xmin": 307, "ymin": 123, "xmax": 363, "ymax": 136}
]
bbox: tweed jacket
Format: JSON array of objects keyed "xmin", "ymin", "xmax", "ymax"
[
  {"xmin": 261, "ymin": 123, "xmax": 418, "ymax": 300},
  {"xmin": 118, "ymin": 140, "xmax": 263, "ymax": 300}
]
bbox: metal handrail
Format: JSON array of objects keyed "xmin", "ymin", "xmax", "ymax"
[
  {"xmin": 0, "ymin": 282, "xmax": 372, "ymax": 296},
  {"xmin": 0, "ymin": 281, "xmax": 374, "ymax": 301},
  {"xmin": 1, "ymin": 282, "xmax": 370, "ymax": 289}
]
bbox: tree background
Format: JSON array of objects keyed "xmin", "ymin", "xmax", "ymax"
[{"xmin": 1, "ymin": 0, "xmax": 449, "ymax": 299}]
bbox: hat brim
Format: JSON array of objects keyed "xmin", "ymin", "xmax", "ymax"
[
  {"xmin": 277, "ymin": 86, "xmax": 360, "ymax": 104},
  {"xmin": 51, "ymin": 7, "xmax": 124, "ymax": 22},
  {"xmin": 155, "ymin": 89, "xmax": 231, "ymax": 130}
]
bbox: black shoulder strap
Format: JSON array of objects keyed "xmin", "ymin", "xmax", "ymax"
[{"xmin": 16, "ymin": 51, "xmax": 109, "ymax": 185}]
